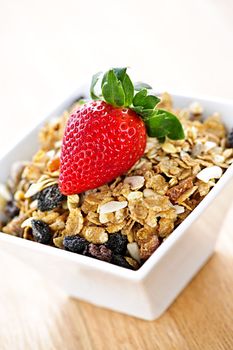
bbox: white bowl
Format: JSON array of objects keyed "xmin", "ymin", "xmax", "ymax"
[{"xmin": 1, "ymin": 88, "xmax": 233, "ymax": 320}]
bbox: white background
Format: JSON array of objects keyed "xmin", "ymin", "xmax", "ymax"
[{"xmin": 0, "ymin": 0, "xmax": 233, "ymax": 156}]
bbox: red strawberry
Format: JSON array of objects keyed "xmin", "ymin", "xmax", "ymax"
[
  {"xmin": 59, "ymin": 68, "xmax": 184, "ymax": 195},
  {"xmin": 59, "ymin": 100, "xmax": 146, "ymax": 195}
]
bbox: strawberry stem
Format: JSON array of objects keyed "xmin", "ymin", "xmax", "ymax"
[{"xmin": 90, "ymin": 67, "xmax": 185, "ymax": 141}]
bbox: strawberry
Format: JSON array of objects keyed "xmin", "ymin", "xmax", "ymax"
[
  {"xmin": 59, "ymin": 100, "xmax": 146, "ymax": 195},
  {"xmin": 59, "ymin": 68, "xmax": 184, "ymax": 195}
]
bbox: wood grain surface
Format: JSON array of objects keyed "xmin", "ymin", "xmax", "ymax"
[{"xmin": 0, "ymin": 182, "xmax": 233, "ymax": 350}]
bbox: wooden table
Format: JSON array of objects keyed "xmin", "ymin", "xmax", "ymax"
[{"xmin": 0, "ymin": 181, "xmax": 233, "ymax": 350}]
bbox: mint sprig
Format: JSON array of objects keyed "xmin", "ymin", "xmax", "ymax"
[{"xmin": 90, "ymin": 67, "xmax": 185, "ymax": 142}]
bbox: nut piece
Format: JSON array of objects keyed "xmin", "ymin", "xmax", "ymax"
[
  {"xmin": 99, "ymin": 201, "xmax": 127, "ymax": 214},
  {"xmin": 196, "ymin": 166, "xmax": 223, "ymax": 183},
  {"xmin": 173, "ymin": 205, "xmax": 185, "ymax": 214},
  {"xmin": 204, "ymin": 141, "xmax": 217, "ymax": 152},
  {"xmin": 124, "ymin": 176, "xmax": 145, "ymax": 190},
  {"xmin": 140, "ymin": 235, "xmax": 160, "ymax": 260},
  {"xmin": 127, "ymin": 242, "xmax": 141, "ymax": 263},
  {"xmin": 189, "ymin": 102, "xmax": 203, "ymax": 115},
  {"xmin": 21, "ymin": 217, "xmax": 33, "ymax": 228},
  {"xmin": 166, "ymin": 177, "xmax": 193, "ymax": 203}
]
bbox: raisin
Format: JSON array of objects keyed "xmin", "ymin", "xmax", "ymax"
[
  {"xmin": 5, "ymin": 201, "xmax": 20, "ymax": 218},
  {"xmin": 37, "ymin": 185, "xmax": 66, "ymax": 212},
  {"xmin": 31, "ymin": 219, "xmax": 51, "ymax": 244},
  {"xmin": 227, "ymin": 129, "xmax": 233, "ymax": 148},
  {"xmin": 63, "ymin": 235, "xmax": 88, "ymax": 253},
  {"xmin": 105, "ymin": 233, "xmax": 128, "ymax": 255},
  {"xmin": 86, "ymin": 243, "xmax": 112, "ymax": 262},
  {"xmin": 111, "ymin": 254, "xmax": 134, "ymax": 270}
]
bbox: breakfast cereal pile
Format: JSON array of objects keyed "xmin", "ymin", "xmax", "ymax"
[{"xmin": 0, "ymin": 93, "xmax": 232, "ymax": 270}]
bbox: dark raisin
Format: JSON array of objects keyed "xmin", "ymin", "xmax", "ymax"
[
  {"xmin": 5, "ymin": 201, "xmax": 20, "ymax": 218},
  {"xmin": 37, "ymin": 185, "xmax": 66, "ymax": 212},
  {"xmin": 31, "ymin": 219, "xmax": 51, "ymax": 244},
  {"xmin": 227, "ymin": 129, "xmax": 233, "ymax": 148},
  {"xmin": 86, "ymin": 243, "xmax": 112, "ymax": 262},
  {"xmin": 105, "ymin": 233, "xmax": 128, "ymax": 255},
  {"xmin": 111, "ymin": 254, "xmax": 134, "ymax": 269},
  {"xmin": 63, "ymin": 235, "xmax": 89, "ymax": 253}
]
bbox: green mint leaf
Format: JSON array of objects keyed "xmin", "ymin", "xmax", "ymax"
[
  {"xmin": 134, "ymin": 82, "xmax": 152, "ymax": 91},
  {"xmin": 90, "ymin": 71, "xmax": 102, "ymax": 100},
  {"xmin": 144, "ymin": 109, "xmax": 185, "ymax": 140},
  {"xmin": 102, "ymin": 69, "xmax": 125, "ymax": 107}
]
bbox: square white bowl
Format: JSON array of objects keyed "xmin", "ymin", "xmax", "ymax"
[{"xmin": 1, "ymin": 87, "xmax": 233, "ymax": 320}]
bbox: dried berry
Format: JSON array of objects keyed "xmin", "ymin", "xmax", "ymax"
[
  {"xmin": 105, "ymin": 233, "xmax": 128, "ymax": 255},
  {"xmin": 5, "ymin": 201, "xmax": 20, "ymax": 218},
  {"xmin": 63, "ymin": 235, "xmax": 88, "ymax": 253},
  {"xmin": 227, "ymin": 129, "xmax": 233, "ymax": 148},
  {"xmin": 31, "ymin": 219, "xmax": 51, "ymax": 244},
  {"xmin": 111, "ymin": 254, "xmax": 134, "ymax": 269},
  {"xmin": 37, "ymin": 185, "xmax": 66, "ymax": 212},
  {"xmin": 85, "ymin": 243, "xmax": 112, "ymax": 262}
]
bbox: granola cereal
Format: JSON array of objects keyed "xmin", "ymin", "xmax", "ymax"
[{"xmin": 1, "ymin": 93, "xmax": 232, "ymax": 270}]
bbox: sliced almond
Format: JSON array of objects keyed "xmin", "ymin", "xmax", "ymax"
[
  {"xmin": 204, "ymin": 141, "xmax": 217, "ymax": 152},
  {"xmin": 124, "ymin": 176, "xmax": 145, "ymax": 190},
  {"xmin": 99, "ymin": 201, "xmax": 127, "ymax": 214},
  {"xmin": 24, "ymin": 179, "xmax": 57, "ymax": 198},
  {"xmin": 189, "ymin": 101, "xmax": 203, "ymax": 115},
  {"xmin": 196, "ymin": 166, "xmax": 223, "ymax": 183},
  {"xmin": 127, "ymin": 242, "xmax": 141, "ymax": 263},
  {"xmin": 21, "ymin": 217, "xmax": 33, "ymax": 228},
  {"xmin": 173, "ymin": 205, "xmax": 185, "ymax": 214}
]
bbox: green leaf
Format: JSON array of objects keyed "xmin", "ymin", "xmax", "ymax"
[
  {"xmin": 113, "ymin": 67, "xmax": 127, "ymax": 81},
  {"xmin": 102, "ymin": 69, "xmax": 125, "ymax": 107},
  {"xmin": 133, "ymin": 89, "xmax": 160, "ymax": 112},
  {"xmin": 134, "ymin": 81, "xmax": 152, "ymax": 91},
  {"xmin": 144, "ymin": 109, "xmax": 185, "ymax": 140},
  {"xmin": 90, "ymin": 71, "xmax": 102, "ymax": 100},
  {"xmin": 100, "ymin": 68, "xmax": 134, "ymax": 107},
  {"xmin": 111, "ymin": 67, "xmax": 134, "ymax": 106},
  {"xmin": 133, "ymin": 89, "xmax": 147, "ymax": 106},
  {"xmin": 143, "ymin": 95, "xmax": 160, "ymax": 109},
  {"xmin": 122, "ymin": 73, "xmax": 134, "ymax": 106}
]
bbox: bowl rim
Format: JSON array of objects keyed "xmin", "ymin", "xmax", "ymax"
[{"xmin": 1, "ymin": 90, "xmax": 233, "ymax": 282}]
